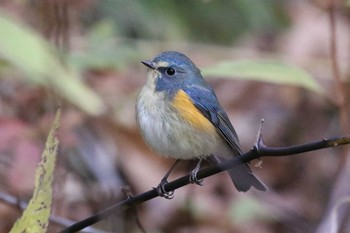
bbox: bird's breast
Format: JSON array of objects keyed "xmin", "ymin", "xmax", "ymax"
[{"xmin": 136, "ymin": 86, "xmax": 220, "ymax": 159}]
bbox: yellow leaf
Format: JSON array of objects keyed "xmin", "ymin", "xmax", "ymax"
[{"xmin": 10, "ymin": 109, "xmax": 60, "ymax": 233}]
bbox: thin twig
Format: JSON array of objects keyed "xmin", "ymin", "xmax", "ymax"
[
  {"xmin": 329, "ymin": 2, "xmax": 348, "ymax": 135},
  {"xmin": 122, "ymin": 186, "xmax": 147, "ymax": 233},
  {"xmin": 314, "ymin": 3, "xmax": 350, "ymax": 233},
  {"xmin": 0, "ymin": 192, "xmax": 106, "ymax": 233}
]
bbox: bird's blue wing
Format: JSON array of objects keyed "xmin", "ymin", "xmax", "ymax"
[
  {"xmin": 183, "ymin": 85, "xmax": 268, "ymax": 192},
  {"xmin": 183, "ymin": 85, "xmax": 243, "ymax": 155}
]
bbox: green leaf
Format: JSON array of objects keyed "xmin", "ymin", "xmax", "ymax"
[
  {"xmin": 202, "ymin": 60, "xmax": 323, "ymax": 94},
  {"xmin": 9, "ymin": 109, "xmax": 60, "ymax": 233},
  {"xmin": 0, "ymin": 12, "xmax": 105, "ymax": 115}
]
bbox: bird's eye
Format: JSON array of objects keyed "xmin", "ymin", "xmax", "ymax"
[{"xmin": 166, "ymin": 68, "xmax": 175, "ymax": 76}]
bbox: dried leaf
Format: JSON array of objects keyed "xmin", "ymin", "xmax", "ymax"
[{"xmin": 9, "ymin": 109, "xmax": 60, "ymax": 233}]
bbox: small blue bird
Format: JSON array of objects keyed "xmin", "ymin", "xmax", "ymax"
[{"xmin": 136, "ymin": 51, "xmax": 267, "ymax": 195}]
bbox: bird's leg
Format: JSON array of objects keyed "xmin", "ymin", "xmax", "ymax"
[
  {"xmin": 189, "ymin": 158, "xmax": 204, "ymax": 186},
  {"xmin": 155, "ymin": 159, "xmax": 180, "ymax": 199}
]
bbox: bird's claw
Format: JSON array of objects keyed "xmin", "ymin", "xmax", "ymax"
[
  {"xmin": 154, "ymin": 179, "xmax": 174, "ymax": 199},
  {"xmin": 189, "ymin": 169, "xmax": 204, "ymax": 186}
]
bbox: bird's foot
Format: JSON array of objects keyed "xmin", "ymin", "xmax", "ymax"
[
  {"xmin": 189, "ymin": 168, "xmax": 204, "ymax": 186},
  {"xmin": 153, "ymin": 178, "xmax": 174, "ymax": 199}
]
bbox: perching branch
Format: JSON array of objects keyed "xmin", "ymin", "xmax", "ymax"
[{"xmin": 59, "ymin": 132, "xmax": 350, "ymax": 233}]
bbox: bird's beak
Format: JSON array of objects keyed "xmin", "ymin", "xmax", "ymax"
[{"xmin": 141, "ymin": 60, "xmax": 156, "ymax": 70}]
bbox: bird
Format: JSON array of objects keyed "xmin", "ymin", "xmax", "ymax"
[{"xmin": 136, "ymin": 51, "xmax": 267, "ymax": 197}]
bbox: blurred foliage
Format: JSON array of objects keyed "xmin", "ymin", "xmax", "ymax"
[
  {"xmin": 69, "ymin": 20, "xmax": 138, "ymax": 71},
  {"xmin": 329, "ymin": 196, "xmax": 350, "ymax": 232},
  {"xmin": 9, "ymin": 109, "xmax": 60, "ymax": 233},
  {"xmin": 230, "ymin": 196, "xmax": 274, "ymax": 223},
  {"xmin": 203, "ymin": 60, "xmax": 323, "ymax": 94},
  {"xmin": 83, "ymin": 0, "xmax": 288, "ymax": 44},
  {"xmin": 0, "ymin": 12, "xmax": 105, "ymax": 116}
]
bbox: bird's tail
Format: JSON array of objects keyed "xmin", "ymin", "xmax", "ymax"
[{"xmin": 208, "ymin": 155, "xmax": 267, "ymax": 192}]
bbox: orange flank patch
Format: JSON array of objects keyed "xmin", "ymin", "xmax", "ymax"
[{"xmin": 172, "ymin": 90, "xmax": 216, "ymax": 133}]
